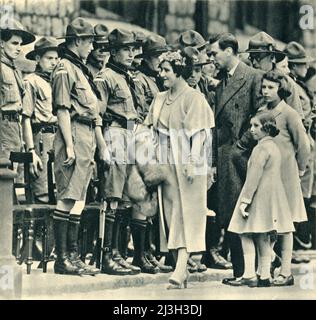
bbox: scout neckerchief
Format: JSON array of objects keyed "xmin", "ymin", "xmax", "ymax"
[
  {"xmin": 87, "ymin": 53, "xmax": 103, "ymax": 72},
  {"xmin": 35, "ymin": 65, "xmax": 51, "ymax": 83},
  {"xmin": 138, "ymin": 61, "xmax": 165, "ymax": 92},
  {"xmin": 59, "ymin": 46, "xmax": 101, "ymax": 99},
  {"xmin": 106, "ymin": 56, "xmax": 141, "ymax": 108},
  {"xmin": 0, "ymin": 53, "xmax": 25, "ymax": 98}
]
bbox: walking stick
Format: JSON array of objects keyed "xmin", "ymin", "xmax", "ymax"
[{"xmin": 95, "ymin": 200, "xmax": 107, "ymax": 269}]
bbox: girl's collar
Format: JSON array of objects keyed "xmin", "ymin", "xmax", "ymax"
[{"xmin": 258, "ymin": 136, "xmax": 273, "ymax": 144}]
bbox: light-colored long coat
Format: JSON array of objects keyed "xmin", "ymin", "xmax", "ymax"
[
  {"xmin": 144, "ymin": 84, "xmax": 215, "ymax": 252},
  {"xmin": 228, "ymin": 137, "xmax": 295, "ymax": 234},
  {"xmin": 260, "ymin": 100, "xmax": 310, "ymax": 222}
]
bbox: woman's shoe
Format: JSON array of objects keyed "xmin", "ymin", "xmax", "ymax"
[
  {"xmin": 167, "ymin": 272, "xmax": 189, "ymax": 289},
  {"xmin": 273, "ymin": 274, "xmax": 294, "ymax": 286}
]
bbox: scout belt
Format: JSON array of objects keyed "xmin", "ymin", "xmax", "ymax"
[
  {"xmin": 1, "ymin": 110, "xmax": 21, "ymax": 122},
  {"xmin": 32, "ymin": 122, "xmax": 58, "ymax": 134},
  {"xmin": 102, "ymin": 111, "xmax": 138, "ymax": 129},
  {"xmin": 72, "ymin": 114, "xmax": 96, "ymax": 128}
]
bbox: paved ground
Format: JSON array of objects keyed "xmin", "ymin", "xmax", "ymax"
[{"xmin": 22, "ymin": 251, "xmax": 316, "ymax": 300}]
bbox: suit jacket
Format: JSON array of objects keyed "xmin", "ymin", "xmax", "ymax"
[
  {"xmin": 215, "ymin": 61, "xmax": 263, "ymax": 149},
  {"xmin": 214, "ymin": 61, "xmax": 263, "ymax": 227}
]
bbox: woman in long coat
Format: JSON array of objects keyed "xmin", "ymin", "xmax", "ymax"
[{"xmin": 144, "ymin": 50, "xmax": 214, "ymax": 288}]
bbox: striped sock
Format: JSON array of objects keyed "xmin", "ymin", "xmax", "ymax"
[
  {"xmin": 53, "ymin": 209, "xmax": 69, "ymax": 222},
  {"xmin": 69, "ymin": 214, "xmax": 81, "ymax": 225}
]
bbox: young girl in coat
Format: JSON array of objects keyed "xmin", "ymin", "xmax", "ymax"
[
  {"xmin": 228, "ymin": 112, "xmax": 295, "ymax": 287},
  {"xmin": 258, "ymin": 70, "xmax": 310, "ymax": 286}
]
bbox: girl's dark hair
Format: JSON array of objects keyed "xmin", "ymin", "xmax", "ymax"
[
  {"xmin": 261, "ymin": 70, "xmax": 291, "ymax": 99},
  {"xmin": 253, "ymin": 111, "xmax": 280, "ymax": 137}
]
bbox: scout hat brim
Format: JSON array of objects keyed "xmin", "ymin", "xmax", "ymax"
[
  {"xmin": 0, "ymin": 28, "xmax": 35, "ymax": 45},
  {"xmin": 193, "ymin": 61, "xmax": 213, "ymax": 67},
  {"xmin": 109, "ymin": 41, "xmax": 141, "ymax": 49},
  {"xmin": 26, "ymin": 46, "xmax": 59, "ymax": 60},
  {"xmin": 56, "ymin": 34, "xmax": 95, "ymax": 40},
  {"xmin": 244, "ymin": 48, "xmax": 286, "ymax": 62},
  {"xmin": 287, "ymin": 56, "xmax": 314, "ymax": 64},
  {"xmin": 135, "ymin": 47, "xmax": 169, "ymax": 59}
]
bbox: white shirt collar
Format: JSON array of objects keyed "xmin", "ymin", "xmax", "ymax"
[{"xmin": 228, "ymin": 61, "xmax": 240, "ymax": 77}]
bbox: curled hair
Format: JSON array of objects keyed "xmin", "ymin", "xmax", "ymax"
[
  {"xmin": 159, "ymin": 50, "xmax": 192, "ymax": 79},
  {"xmin": 261, "ymin": 70, "xmax": 291, "ymax": 99},
  {"xmin": 253, "ymin": 111, "xmax": 280, "ymax": 137}
]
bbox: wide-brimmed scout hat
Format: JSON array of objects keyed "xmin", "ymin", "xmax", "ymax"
[
  {"xmin": 93, "ymin": 23, "xmax": 109, "ymax": 51},
  {"xmin": 183, "ymin": 46, "xmax": 212, "ymax": 67},
  {"xmin": 133, "ymin": 31, "xmax": 146, "ymax": 48},
  {"xmin": 0, "ymin": 19, "xmax": 35, "ymax": 45},
  {"xmin": 177, "ymin": 30, "xmax": 206, "ymax": 51},
  {"xmin": 26, "ymin": 36, "xmax": 59, "ymax": 60},
  {"xmin": 136, "ymin": 34, "xmax": 169, "ymax": 58},
  {"xmin": 283, "ymin": 41, "xmax": 314, "ymax": 64},
  {"xmin": 107, "ymin": 29, "xmax": 139, "ymax": 49},
  {"xmin": 245, "ymin": 31, "xmax": 285, "ymax": 60},
  {"xmin": 57, "ymin": 17, "xmax": 95, "ymax": 39}
]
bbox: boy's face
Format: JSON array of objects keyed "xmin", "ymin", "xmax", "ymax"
[
  {"xmin": 2, "ymin": 34, "xmax": 23, "ymax": 60},
  {"xmin": 112, "ymin": 45, "xmax": 136, "ymax": 67},
  {"xmin": 37, "ymin": 50, "xmax": 59, "ymax": 73},
  {"xmin": 186, "ymin": 65, "xmax": 202, "ymax": 88}
]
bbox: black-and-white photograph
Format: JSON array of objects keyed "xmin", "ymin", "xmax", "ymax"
[{"xmin": 0, "ymin": 0, "xmax": 315, "ymax": 301}]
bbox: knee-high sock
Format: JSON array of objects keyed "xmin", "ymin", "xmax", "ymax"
[
  {"xmin": 256, "ymin": 233, "xmax": 272, "ymax": 280},
  {"xmin": 241, "ymin": 235, "xmax": 256, "ymax": 279},
  {"xmin": 281, "ymin": 233, "xmax": 293, "ymax": 277}
]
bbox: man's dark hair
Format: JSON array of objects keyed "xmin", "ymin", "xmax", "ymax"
[
  {"xmin": 218, "ymin": 33, "xmax": 239, "ymax": 55},
  {"xmin": 208, "ymin": 33, "xmax": 221, "ymax": 45}
]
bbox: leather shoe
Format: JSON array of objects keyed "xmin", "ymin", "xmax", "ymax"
[
  {"xmin": 222, "ymin": 277, "xmax": 237, "ymax": 285},
  {"xmin": 257, "ymin": 278, "xmax": 271, "ymax": 287},
  {"xmin": 227, "ymin": 276, "xmax": 258, "ymax": 287},
  {"xmin": 273, "ymin": 274, "xmax": 294, "ymax": 286}
]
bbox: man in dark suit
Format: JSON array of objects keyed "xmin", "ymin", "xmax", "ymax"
[{"xmin": 208, "ymin": 33, "xmax": 263, "ymax": 285}]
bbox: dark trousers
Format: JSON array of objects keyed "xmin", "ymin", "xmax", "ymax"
[{"xmin": 226, "ymin": 231, "xmax": 244, "ymax": 278}]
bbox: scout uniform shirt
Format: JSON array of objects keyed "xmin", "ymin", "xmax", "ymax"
[
  {"xmin": 134, "ymin": 70, "xmax": 160, "ymax": 121},
  {"xmin": 22, "ymin": 71, "xmax": 57, "ymax": 197},
  {"xmin": 0, "ymin": 54, "xmax": 24, "ymax": 157},
  {"xmin": 23, "ymin": 72, "xmax": 57, "ymax": 124},
  {"xmin": 94, "ymin": 66, "xmax": 140, "ymax": 124},
  {"xmin": 52, "ymin": 59, "xmax": 102, "ymax": 125}
]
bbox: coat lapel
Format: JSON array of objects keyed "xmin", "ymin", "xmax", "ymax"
[{"xmin": 216, "ymin": 62, "xmax": 247, "ymax": 118}]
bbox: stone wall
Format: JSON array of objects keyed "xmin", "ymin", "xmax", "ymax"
[{"xmin": 1, "ymin": 0, "xmax": 80, "ymax": 37}]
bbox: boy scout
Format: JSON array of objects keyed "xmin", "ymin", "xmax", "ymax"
[
  {"xmin": 0, "ymin": 20, "xmax": 40, "ymax": 169},
  {"xmin": 95, "ymin": 29, "xmax": 157, "ymax": 275},
  {"xmin": 22, "ymin": 37, "xmax": 59, "ymax": 204},
  {"xmin": 86, "ymin": 24, "xmax": 109, "ymax": 77},
  {"xmin": 51, "ymin": 17, "xmax": 109, "ymax": 275}
]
